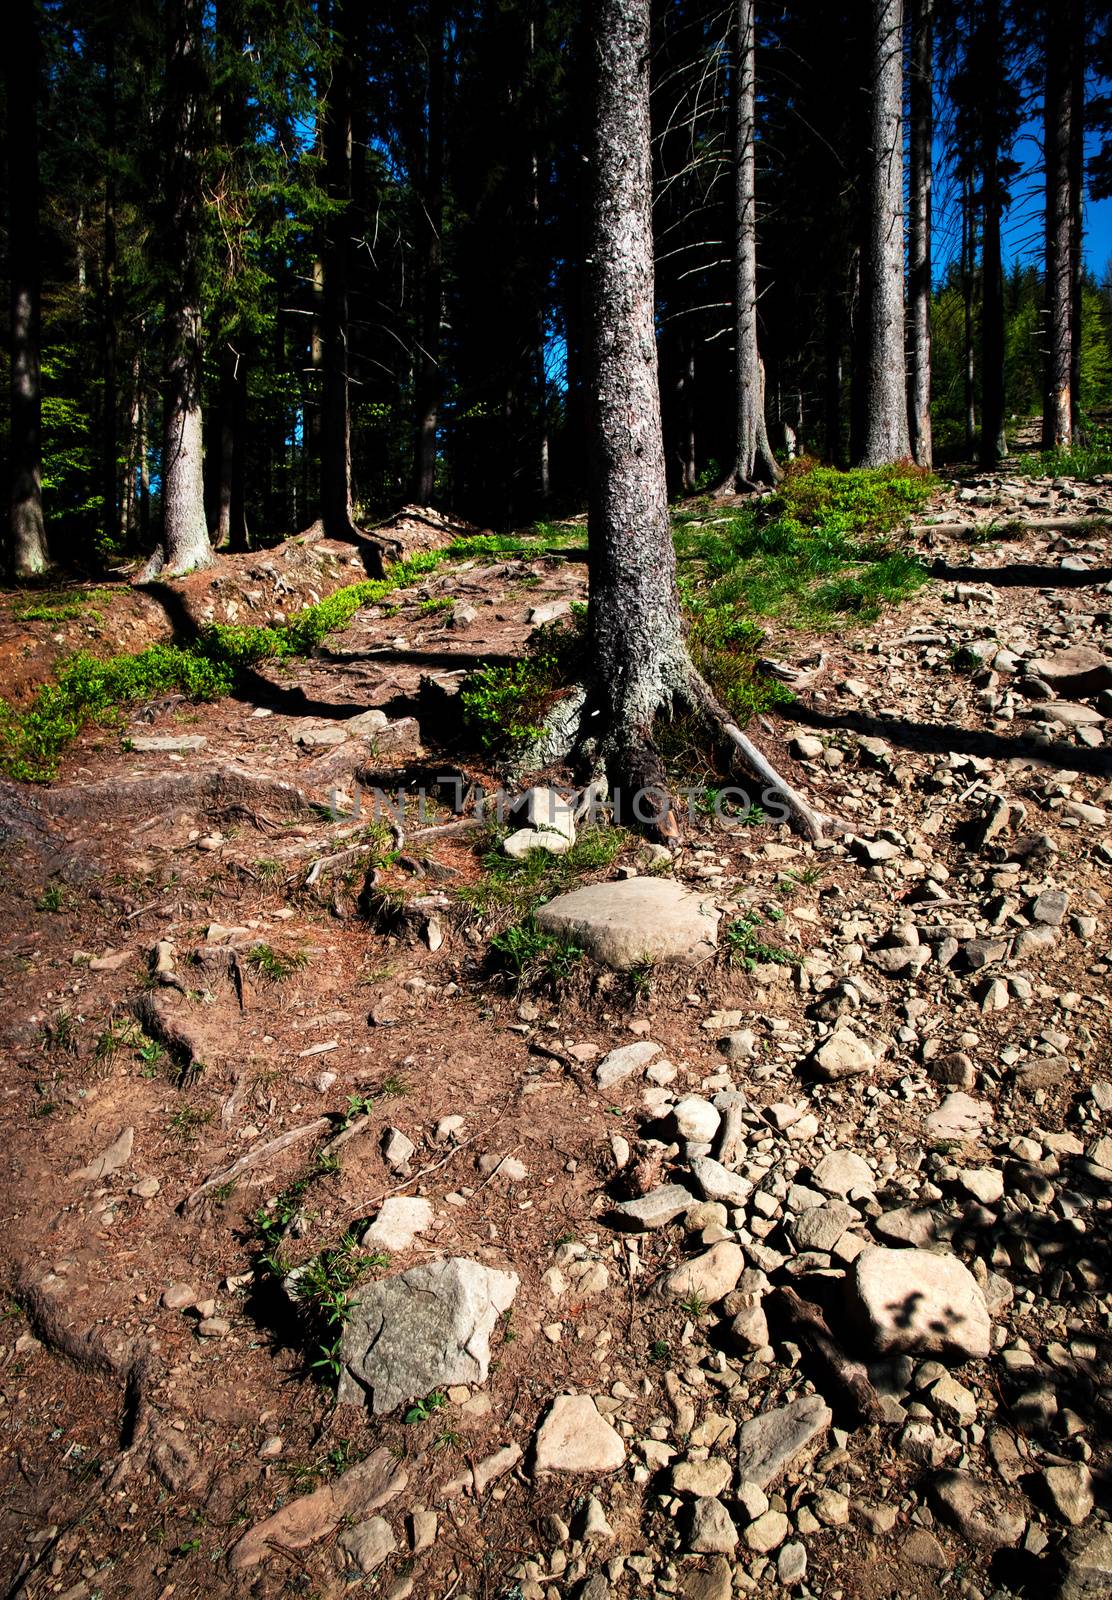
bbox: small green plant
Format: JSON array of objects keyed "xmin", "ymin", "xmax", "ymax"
[
  {"xmin": 404, "ymin": 1390, "xmax": 447, "ymax": 1425},
  {"xmin": 379, "ymin": 1073, "xmax": 409, "ymax": 1098},
  {"xmin": 342, "ymin": 1091, "xmax": 377, "ymax": 1126},
  {"xmin": 722, "ymin": 912, "xmax": 795, "ymax": 971},
  {"xmin": 246, "ymin": 943, "xmax": 308, "ymax": 982},
  {"xmin": 648, "ymin": 1338, "xmax": 670, "ymax": 1363},
  {"xmin": 434, "ymin": 1428, "xmax": 463, "ymax": 1451},
  {"xmin": 489, "ymin": 918, "xmax": 584, "ymax": 985},
  {"xmin": 41, "ymin": 1011, "xmax": 78, "ymax": 1054},
  {"xmin": 678, "ymin": 1289, "xmax": 709, "ymax": 1318},
  {"xmin": 168, "ymin": 1105, "xmax": 213, "ymax": 1141},
  {"xmin": 418, "ymin": 596, "xmax": 454, "ymax": 614},
  {"xmin": 459, "ymin": 610, "xmax": 587, "ymax": 754},
  {"xmin": 137, "ymin": 1038, "xmax": 166, "ymax": 1075},
  {"xmin": 35, "ymin": 884, "xmax": 65, "ymax": 912},
  {"xmin": 94, "ymin": 1018, "xmax": 141, "ymax": 1063},
  {"xmin": 294, "ymin": 1233, "xmax": 386, "ymax": 1384}
]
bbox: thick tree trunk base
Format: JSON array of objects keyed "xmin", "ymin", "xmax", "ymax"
[
  {"xmin": 525, "ymin": 655, "xmax": 847, "ymax": 844},
  {"xmin": 294, "ymin": 516, "xmax": 393, "ymax": 580}
]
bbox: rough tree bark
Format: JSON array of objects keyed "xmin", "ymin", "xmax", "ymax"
[
  {"xmin": 1067, "ymin": 0, "xmax": 1084, "ymax": 440},
  {"xmin": 979, "ymin": 0, "xmax": 1007, "ymax": 465},
  {"xmin": 549, "ymin": 0, "xmax": 837, "ymax": 842},
  {"xmin": 961, "ymin": 177, "xmax": 976, "ymax": 453},
  {"xmin": 101, "ymin": 30, "xmax": 119, "ymax": 552},
  {"xmin": 411, "ymin": 3, "xmax": 446, "ymax": 505},
  {"xmin": 6, "ymin": 0, "xmax": 50, "ymax": 577},
  {"xmin": 214, "ymin": 0, "xmax": 250, "ymax": 551},
  {"xmin": 1043, "ymin": 0, "xmax": 1073, "ymax": 449},
  {"xmin": 147, "ymin": 0, "xmax": 214, "ymax": 578},
  {"xmin": 907, "ymin": 0, "xmax": 933, "ymax": 469},
  {"xmin": 726, "ymin": 0, "xmax": 780, "ymax": 490},
  {"xmin": 320, "ymin": 0, "xmax": 357, "ymax": 538},
  {"xmin": 857, "ymin": 0, "xmax": 910, "ymax": 467}
]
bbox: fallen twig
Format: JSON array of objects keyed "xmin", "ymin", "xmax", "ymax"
[
  {"xmin": 772, "ymin": 1286, "xmax": 887, "ymax": 1426},
  {"xmin": 181, "ymin": 1117, "xmax": 331, "ymax": 1212}
]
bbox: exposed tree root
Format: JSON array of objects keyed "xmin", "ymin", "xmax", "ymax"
[
  {"xmin": 526, "ymin": 655, "xmax": 847, "ymax": 843},
  {"xmin": 293, "ymin": 516, "xmax": 395, "ymax": 577},
  {"xmin": 181, "ymin": 1117, "xmax": 331, "ymax": 1213},
  {"xmin": 911, "ymin": 514, "xmax": 1107, "ymax": 539},
  {"xmin": 38, "ymin": 765, "xmax": 314, "ymax": 825}
]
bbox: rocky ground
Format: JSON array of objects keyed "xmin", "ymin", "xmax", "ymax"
[{"xmin": 2, "ymin": 466, "xmax": 1112, "ymax": 1600}]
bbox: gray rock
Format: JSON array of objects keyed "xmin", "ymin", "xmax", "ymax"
[
  {"xmin": 535, "ymin": 877, "xmax": 719, "ymax": 970},
  {"xmin": 811, "ymin": 1028, "xmax": 876, "ymax": 1080},
  {"xmin": 608, "ymin": 1184, "xmax": 694, "ymax": 1231},
  {"xmin": 874, "ymin": 1206, "xmax": 945, "ymax": 1247},
  {"xmin": 790, "ymin": 1202, "xmax": 855, "ymax": 1254},
  {"xmin": 533, "ymin": 1394, "xmax": 626, "ymax": 1473},
  {"xmin": 1043, "ymin": 1463, "xmax": 1094, "ymax": 1526},
  {"xmin": 382, "ymin": 1127, "xmax": 416, "ymax": 1171},
  {"xmin": 687, "ymin": 1496, "xmax": 738, "ymax": 1554},
  {"xmin": 71, "ymin": 1125, "xmax": 134, "ymax": 1182},
  {"xmin": 131, "ymin": 733, "xmax": 207, "ymax": 753},
  {"xmin": 812, "ymin": 1149, "xmax": 875, "ymax": 1196},
  {"xmin": 688, "ymin": 1155, "xmax": 754, "ymax": 1208},
  {"xmin": 673, "ymin": 1096, "xmax": 721, "ymax": 1143},
  {"xmin": 679, "ymin": 1557, "xmax": 732, "ymax": 1600},
  {"xmin": 338, "ymin": 1516, "xmax": 396, "ymax": 1573},
  {"xmin": 515, "ymin": 785, "xmax": 577, "ymax": 840},
  {"xmin": 663, "ymin": 1243, "xmax": 745, "ymax": 1305},
  {"xmin": 1033, "ymin": 887, "xmax": 1070, "ymax": 926},
  {"xmin": 849, "ymin": 1247, "xmax": 991, "ymax": 1359},
  {"xmin": 503, "ymin": 827, "xmax": 573, "ymax": 859},
  {"xmin": 745, "ymin": 1509, "xmax": 789, "ymax": 1553},
  {"xmin": 1057, "ymin": 1527, "xmax": 1112, "ymax": 1599},
  {"xmin": 1029, "ymin": 645, "xmax": 1112, "ymax": 695},
  {"xmin": 929, "ymin": 1470, "xmax": 1025, "ymax": 1549},
  {"xmin": 360, "ymin": 1197, "xmax": 434, "ymax": 1254},
  {"xmin": 338, "ymin": 1257, "xmax": 518, "ymax": 1413},
  {"xmin": 778, "ymin": 1541, "xmax": 808, "ymax": 1586},
  {"xmin": 925, "ymin": 1092, "xmax": 990, "ymax": 1142},
  {"xmin": 735, "ymin": 1394, "xmax": 833, "ymax": 1489},
  {"xmin": 595, "ymin": 1039, "xmax": 661, "ymax": 1089}
]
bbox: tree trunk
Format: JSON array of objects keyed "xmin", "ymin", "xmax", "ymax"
[
  {"xmin": 577, "ymin": 0, "xmax": 835, "ymax": 843},
  {"xmin": 101, "ymin": 31, "xmax": 119, "ymax": 554},
  {"xmin": 857, "ymin": 0, "xmax": 910, "ymax": 466},
  {"xmin": 677, "ymin": 333, "xmax": 697, "ymax": 493},
  {"xmin": 907, "ymin": 0, "xmax": 933, "ymax": 468},
  {"xmin": 1043, "ymin": 0, "xmax": 1073, "ymax": 449},
  {"xmin": 1067, "ymin": 0, "xmax": 1084, "ymax": 438},
  {"xmin": 980, "ymin": 150, "xmax": 1007, "ymax": 463},
  {"xmin": 729, "ymin": 0, "xmax": 780, "ymax": 489},
  {"xmin": 216, "ymin": 344, "xmax": 249, "ymax": 550},
  {"xmin": 152, "ymin": 0, "xmax": 213, "ymax": 577},
  {"xmin": 979, "ymin": 0, "xmax": 1007, "ymax": 466},
  {"xmin": 411, "ymin": 3, "xmax": 445, "ymax": 505},
  {"xmin": 321, "ymin": 0, "xmax": 356, "ymax": 537},
  {"xmin": 962, "ymin": 177, "xmax": 976, "ymax": 453},
  {"xmin": 6, "ymin": 0, "xmax": 49, "ymax": 577}
]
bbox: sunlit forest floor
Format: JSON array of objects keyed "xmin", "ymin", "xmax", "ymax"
[{"xmin": 2, "ymin": 442, "xmax": 1112, "ymax": 1599}]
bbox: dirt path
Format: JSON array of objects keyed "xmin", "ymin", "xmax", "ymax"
[{"xmin": 2, "ymin": 476, "xmax": 1111, "ymax": 1600}]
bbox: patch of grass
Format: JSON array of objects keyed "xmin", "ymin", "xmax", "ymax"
[
  {"xmin": 94, "ymin": 1018, "xmax": 142, "ymax": 1063},
  {"xmin": 246, "ymin": 942, "xmax": 308, "ymax": 983},
  {"xmin": 674, "ymin": 460, "xmax": 933, "ymax": 634},
  {"xmin": 459, "ymin": 608, "xmax": 587, "ymax": 754},
  {"xmin": 418, "ymin": 596, "xmax": 454, "ymax": 615},
  {"xmin": 12, "ymin": 587, "xmax": 114, "ymax": 624},
  {"xmin": 678, "ymin": 1288, "xmax": 709, "ymax": 1318},
  {"xmin": 41, "ymin": 1011, "xmax": 78, "ymax": 1054},
  {"xmin": 291, "ymin": 1232, "xmax": 388, "ymax": 1386},
  {"xmin": 168, "ymin": 1106, "xmax": 213, "ymax": 1141},
  {"xmin": 457, "ymin": 824, "xmax": 627, "ymax": 923},
  {"xmin": 648, "ymin": 1338, "xmax": 670, "ymax": 1363},
  {"xmin": 489, "ymin": 917, "xmax": 585, "ymax": 984},
  {"xmin": 722, "ymin": 912, "xmax": 796, "ymax": 971},
  {"xmin": 35, "ymin": 884, "xmax": 65, "ymax": 912}
]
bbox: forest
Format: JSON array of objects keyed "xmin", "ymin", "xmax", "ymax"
[
  {"xmin": 4, "ymin": 0, "xmax": 1112, "ymax": 580},
  {"xmin": 6, "ymin": 5, "xmax": 1112, "ymax": 1597}
]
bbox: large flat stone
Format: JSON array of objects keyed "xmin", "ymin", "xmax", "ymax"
[
  {"xmin": 229, "ymin": 1447, "xmax": 406, "ymax": 1570},
  {"xmin": 534, "ymin": 1394, "xmax": 626, "ymax": 1473},
  {"xmin": 608, "ymin": 1184, "xmax": 694, "ymax": 1231},
  {"xmin": 535, "ymin": 877, "xmax": 718, "ymax": 970},
  {"xmin": 338, "ymin": 1257, "xmax": 518, "ymax": 1413},
  {"xmin": 735, "ymin": 1394, "xmax": 833, "ymax": 1489},
  {"xmin": 1027, "ymin": 646, "xmax": 1112, "ymax": 698},
  {"xmin": 849, "ymin": 1246, "xmax": 991, "ymax": 1359}
]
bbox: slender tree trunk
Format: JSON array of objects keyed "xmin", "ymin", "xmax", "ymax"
[
  {"xmin": 412, "ymin": 3, "xmax": 445, "ymax": 504},
  {"xmin": 151, "ymin": 0, "xmax": 213, "ymax": 577},
  {"xmin": 6, "ymin": 0, "xmax": 49, "ymax": 577},
  {"xmin": 980, "ymin": 156, "xmax": 1007, "ymax": 462},
  {"xmin": 824, "ymin": 279, "xmax": 844, "ymax": 465},
  {"xmin": 586, "ymin": 0, "xmax": 686, "ymax": 775},
  {"xmin": 216, "ymin": 345, "xmax": 249, "ymax": 549},
  {"xmin": 729, "ymin": 0, "xmax": 780, "ymax": 488},
  {"xmin": 857, "ymin": 0, "xmax": 910, "ymax": 466},
  {"xmin": 320, "ymin": 0, "xmax": 356, "ymax": 536},
  {"xmin": 678, "ymin": 333, "xmax": 697, "ymax": 492},
  {"xmin": 1043, "ymin": 0, "xmax": 1073, "ymax": 449},
  {"xmin": 979, "ymin": 0, "xmax": 1007, "ymax": 466},
  {"xmin": 907, "ymin": 0, "xmax": 933, "ymax": 467},
  {"xmin": 1068, "ymin": 0, "xmax": 1084, "ymax": 438},
  {"xmin": 962, "ymin": 177, "xmax": 976, "ymax": 452},
  {"xmin": 123, "ymin": 344, "xmax": 142, "ymax": 545},
  {"xmin": 101, "ymin": 32, "xmax": 119, "ymax": 554}
]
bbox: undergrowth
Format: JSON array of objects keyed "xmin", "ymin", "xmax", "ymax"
[
  {"xmin": 457, "ymin": 823, "xmax": 628, "ymax": 923},
  {"xmin": 459, "ymin": 607, "xmax": 587, "ymax": 753}
]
